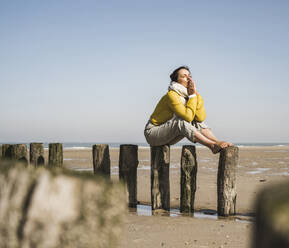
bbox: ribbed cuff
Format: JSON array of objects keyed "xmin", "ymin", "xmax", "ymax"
[{"xmin": 188, "ymin": 94, "xmax": 197, "ymax": 98}]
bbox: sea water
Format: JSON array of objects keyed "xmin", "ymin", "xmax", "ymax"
[{"xmin": 1, "ymin": 142, "xmax": 289, "ymax": 149}]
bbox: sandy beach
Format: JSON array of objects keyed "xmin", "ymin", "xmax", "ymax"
[{"xmin": 45, "ymin": 145, "xmax": 289, "ymax": 248}]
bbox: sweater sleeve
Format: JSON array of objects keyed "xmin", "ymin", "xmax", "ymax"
[
  {"xmin": 194, "ymin": 94, "xmax": 206, "ymax": 122},
  {"xmin": 167, "ymin": 90, "xmax": 197, "ymax": 122}
]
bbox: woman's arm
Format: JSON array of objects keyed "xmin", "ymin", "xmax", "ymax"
[
  {"xmin": 167, "ymin": 90, "xmax": 198, "ymax": 122},
  {"xmin": 187, "ymin": 77, "xmax": 206, "ymax": 122},
  {"xmin": 194, "ymin": 94, "xmax": 206, "ymax": 122}
]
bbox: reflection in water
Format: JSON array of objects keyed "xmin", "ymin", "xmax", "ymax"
[{"xmin": 129, "ymin": 204, "xmax": 252, "ymax": 223}]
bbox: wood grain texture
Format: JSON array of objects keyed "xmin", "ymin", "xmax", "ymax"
[
  {"xmin": 30, "ymin": 143, "xmax": 44, "ymax": 167},
  {"xmin": 92, "ymin": 144, "xmax": 110, "ymax": 176},
  {"xmin": 180, "ymin": 145, "xmax": 197, "ymax": 213},
  {"xmin": 150, "ymin": 145, "xmax": 170, "ymax": 212},
  {"xmin": 119, "ymin": 144, "xmax": 138, "ymax": 207},
  {"xmin": 217, "ymin": 146, "xmax": 238, "ymax": 216},
  {"xmin": 48, "ymin": 143, "xmax": 63, "ymax": 167},
  {"xmin": 253, "ymin": 180, "xmax": 289, "ymax": 248}
]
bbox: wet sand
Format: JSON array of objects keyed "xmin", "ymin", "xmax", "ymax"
[{"xmin": 46, "ymin": 146, "xmax": 289, "ymax": 248}]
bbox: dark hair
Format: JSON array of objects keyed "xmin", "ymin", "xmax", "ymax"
[{"xmin": 170, "ymin": 66, "xmax": 190, "ymax": 82}]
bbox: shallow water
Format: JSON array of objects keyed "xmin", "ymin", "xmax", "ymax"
[
  {"xmin": 72, "ymin": 164, "xmax": 180, "ymax": 173},
  {"xmin": 270, "ymin": 172, "xmax": 289, "ymax": 176},
  {"xmin": 247, "ymin": 168, "xmax": 270, "ymax": 174},
  {"xmin": 71, "ymin": 167, "xmax": 120, "ymax": 175},
  {"xmin": 64, "ymin": 158, "xmax": 89, "ymax": 161},
  {"xmin": 130, "ymin": 204, "xmax": 252, "ymax": 223},
  {"xmin": 72, "ymin": 167, "xmax": 93, "ymax": 172},
  {"xmin": 263, "ymin": 150, "xmax": 288, "ymax": 153}
]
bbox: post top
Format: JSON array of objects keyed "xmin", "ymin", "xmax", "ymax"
[{"xmin": 120, "ymin": 144, "xmax": 138, "ymax": 148}]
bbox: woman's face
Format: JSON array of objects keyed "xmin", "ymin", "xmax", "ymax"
[{"xmin": 177, "ymin": 69, "xmax": 191, "ymax": 87}]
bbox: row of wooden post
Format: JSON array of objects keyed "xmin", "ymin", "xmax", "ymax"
[
  {"xmin": 92, "ymin": 144, "xmax": 238, "ymax": 217},
  {"xmin": 0, "ymin": 143, "xmax": 238, "ymax": 216},
  {"xmin": 0, "ymin": 143, "xmax": 63, "ymax": 167}
]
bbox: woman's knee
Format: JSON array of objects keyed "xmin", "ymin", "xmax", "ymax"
[
  {"xmin": 177, "ymin": 119, "xmax": 196, "ymax": 133},
  {"xmin": 177, "ymin": 119, "xmax": 198, "ymax": 142}
]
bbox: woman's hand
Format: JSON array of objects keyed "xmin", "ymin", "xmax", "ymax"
[{"xmin": 187, "ymin": 77, "xmax": 198, "ymax": 95}]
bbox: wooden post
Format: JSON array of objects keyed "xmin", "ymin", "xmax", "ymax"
[
  {"xmin": 92, "ymin": 144, "xmax": 110, "ymax": 176},
  {"xmin": 119, "ymin": 144, "xmax": 138, "ymax": 208},
  {"xmin": 2, "ymin": 144, "xmax": 11, "ymax": 159},
  {"xmin": 150, "ymin": 145, "xmax": 170, "ymax": 212},
  {"xmin": 30, "ymin": 143, "xmax": 45, "ymax": 166},
  {"xmin": 217, "ymin": 146, "xmax": 238, "ymax": 216},
  {"xmin": 253, "ymin": 181, "xmax": 289, "ymax": 248},
  {"xmin": 0, "ymin": 145, "xmax": 2, "ymax": 159},
  {"xmin": 9, "ymin": 144, "xmax": 28, "ymax": 165},
  {"xmin": 48, "ymin": 143, "xmax": 63, "ymax": 167},
  {"xmin": 180, "ymin": 145, "xmax": 198, "ymax": 213}
]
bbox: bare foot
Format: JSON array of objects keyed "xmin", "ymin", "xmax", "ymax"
[
  {"xmin": 216, "ymin": 141, "xmax": 229, "ymax": 148},
  {"xmin": 222, "ymin": 141, "xmax": 234, "ymax": 147}
]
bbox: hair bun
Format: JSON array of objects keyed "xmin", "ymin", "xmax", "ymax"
[{"xmin": 170, "ymin": 66, "xmax": 190, "ymax": 82}]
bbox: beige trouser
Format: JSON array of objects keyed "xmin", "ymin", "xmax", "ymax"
[{"xmin": 144, "ymin": 116, "xmax": 209, "ymax": 146}]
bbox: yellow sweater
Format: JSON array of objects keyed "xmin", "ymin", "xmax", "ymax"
[{"xmin": 150, "ymin": 90, "xmax": 206, "ymax": 126}]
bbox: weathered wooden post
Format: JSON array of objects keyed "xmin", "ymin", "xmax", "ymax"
[
  {"xmin": 217, "ymin": 146, "xmax": 238, "ymax": 216},
  {"xmin": 48, "ymin": 143, "xmax": 63, "ymax": 167},
  {"xmin": 9, "ymin": 144, "xmax": 28, "ymax": 165},
  {"xmin": 150, "ymin": 145, "xmax": 170, "ymax": 212},
  {"xmin": 2, "ymin": 144, "xmax": 11, "ymax": 159},
  {"xmin": 92, "ymin": 144, "xmax": 110, "ymax": 177},
  {"xmin": 253, "ymin": 181, "xmax": 289, "ymax": 248},
  {"xmin": 30, "ymin": 143, "xmax": 45, "ymax": 166},
  {"xmin": 0, "ymin": 160, "xmax": 126, "ymax": 248},
  {"xmin": 180, "ymin": 145, "xmax": 198, "ymax": 213},
  {"xmin": 119, "ymin": 144, "xmax": 138, "ymax": 208}
]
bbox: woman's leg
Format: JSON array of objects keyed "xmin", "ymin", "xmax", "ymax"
[
  {"xmin": 144, "ymin": 117, "xmax": 186, "ymax": 146},
  {"xmin": 193, "ymin": 130, "xmax": 224, "ymax": 154},
  {"xmin": 145, "ymin": 117, "xmax": 224, "ymax": 154},
  {"xmin": 200, "ymin": 128, "xmax": 218, "ymax": 142},
  {"xmin": 200, "ymin": 128, "xmax": 233, "ymax": 147}
]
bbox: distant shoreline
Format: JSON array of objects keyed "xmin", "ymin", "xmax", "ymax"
[{"xmin": 1, "ymin": 142, "xmax": 289, "ymax": 149}]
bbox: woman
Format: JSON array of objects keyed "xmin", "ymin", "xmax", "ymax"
[{"xmin": 144, "ymin": 66, "xmax": 233, "ymax": 153}]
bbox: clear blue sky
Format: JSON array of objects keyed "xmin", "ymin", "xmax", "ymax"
[{"xmin": 0, "ymin": 0, "xmax": 288, "ymax": 143}]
